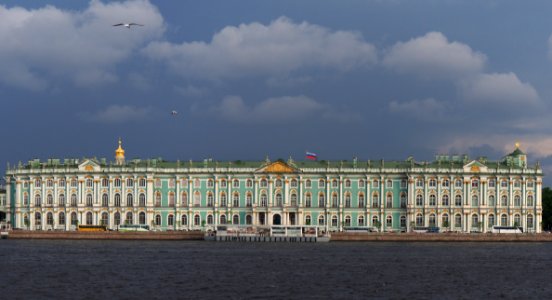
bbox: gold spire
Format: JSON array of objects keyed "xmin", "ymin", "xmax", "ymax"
[
  {"xmin": 515, "ymin": 141, "xmax": 520, "ymax": 149},
  {"xmin": 115, "ymin": 138, "xmax": 125, "ymax": 159}
]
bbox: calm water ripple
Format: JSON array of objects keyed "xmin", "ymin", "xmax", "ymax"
[{"xmin": 1, "ymin": 240, "xmax": 551, "ymax": 299}]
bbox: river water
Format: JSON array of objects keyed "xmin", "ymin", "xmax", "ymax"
[{"xmin": 0, "ymin": 240, "xmax": 551, "ymax": 299}]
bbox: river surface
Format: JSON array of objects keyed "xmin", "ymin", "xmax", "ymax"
[{"xmin": 0, "ymin": 240, "xmax": 551, "ymax": 299}]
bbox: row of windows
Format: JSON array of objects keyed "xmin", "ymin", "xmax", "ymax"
[
  {"xmin": 415, "ymin": 178, "xmax": 535, "ymax": 189},
  {"xmin": 414, "ymin": 213, "xmax": 535, "ymax": 228},
  {"xmin": 414, "ymin": 194, "xmax": 535, "ymax": 207}
]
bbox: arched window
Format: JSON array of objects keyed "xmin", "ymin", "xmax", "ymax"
[
  {"xmin": 193, "ymin": 192, "xmax": 200, "ymax": 207},
  {"xmin": 168, "ymin": 179, "xmax": 175, "ymax": 188},
  {"xmin": 34, "ymin": 212, "xmax": 42, "ymax": 226},
  {"xmin": 514, "ymin": 195, "xmax": 521, "ymax": 207},
  {"xmin": 400, "ymin": 193, "xmax": 406, "ymax": 208},
  {"xmin": 168, "ymin": 214, "xmax": 174, "ymax": 226},
  {"xmin": 182, "ymin": 192, "xmax": 188, "ymax": 206},
  {"xmin": 101, "ymin": 178, "xmax": 108, "ymax": 187},
  {"xmin": 71, "ymin": 194, "xmax": 77, "ymax": 207},
  {"xmin": 372, "ymin": 193, "xmax": 379, "ymax": 208},
  {"xmin": 471, "ymin": 179, "xmax": 479, "ymax": 188},
  {"xmin": 514, "ymin": 214, "xmax": 521, "ymax": 227},
  {"xmin": 501, "ymin": 195, "xmax": 508, "ymax": 206},
  {"xmin": 527, "ymin": 215, "xmax": 534, "ymax": 230},
  {"xmin": 207, "ymin": 179, "xmax": 214, "ymax": 188},
  {"xmin": 527, "ymin": 195, "xmax": 534, "ymax": 207},
  {"xmin": 318, "ymin": 215, "xmax": 325, "ymax": 226},
  {"xmin": 85, "ymin": 178, "xmax": 93, "ymax": 188},
  {"xmin": 372, "ymin": 216, "xmax": 379, "ymax": 227},
  {"xmin": 114, "ymin": 212, "xmax": 121, "ymax": 226},
  {"xmin": 386, "ymin": 194, "xmax": 393, "ymax": 208},
  {"xmin": 272, "ymin": 193, "xmax": 281, "ymax": 208},
  {"xmin": 305, "ymin": 215, "xmax": 312, "ymax": 225},
  {"xmin": 220, "ymin": 215, "xmax": 227, "ymax": 225},
  {"xmin": 233, "ymin": 215, "xmax": 239, "ymax": 225},
  {"xmin": 181, "ymin": 215, "xmax": 188, "ymax": 225},
  {"xmin": 194, "ymin": 179, "xmax": 200, "ymax": 188},
  {"xmin": 101, "ymin": 212, "xmax": 109, "ymax": 226},
  {"xmin": 471, "ymin": 214, "xmax": 479, "ymax": 228},
  {"xmin": 386, "ymin": 215, "xmax": 393, "ymax": 228},
  {"xmin": 233, "ymin": 193, "xmax": 240, "ymax": 207},
  {"xmin": 429, "ymin": 194, "xmax": 436, "ymax": 206},
  {"xmin": 429, "ymin": 179, "xmax": 436, "ymax": 187},
  {"xmin": 429, "ymin": 214, "xmax": 436, "ymax": 227},
  {"xmin": 400, "ymin": 216, "xmax": 406, "ymax": 228},
  {"xmin": 86, "ymin": 194, "xmax": 93, "ymax": 207},
  {"xmin": 126, "ymin": 193, "xmax": 133, "ymax": 207},
  {"xmin": 47, "ymin": 212, "xmax": 54, "ymax": 226},
  {"xmin": 441, "ymin": 194, "xmax": 449, "ymax": 206},
  {"xmin": 69, "ymin": 212, "xmax": 77, "ymax": 226},
  {"xmin": 305, "ymin": 179, "xmax": 311, "ymax": 188},
  {"xmin": 442, "ymin": 214, "xmax": 449, "ymax": 227},
  {"xmin": 471, "ymin": 195, "xmax": 478, "ymax": 207},
  {"xmin": 488, "ymin": 214, "xmax": 495, "ymax": 227},
  {"xmin": 35, "ymin": 194, "xmax": 42, "ymax": 206},
  {"xmin": 139, "ymin": 178, "xmax": 146, "ymax": 187},
  {"xmin": 219, "ymin": 193, "xmax": 227, "ymax": 207},
  {"xmin": 139, "ymin": 194, "xmax": 146, "ymax": 207},
  {"xmin": 331, "ymin": 194, "xmax": 338, "ymax": 207},
  {"xmin": 59, "ymin": 179, "xmax": 66, "ymax": 187},
  {"xmin": 501, "ymin": 214, "xmax": 508, "ymax": 226},
  {"xmin": 489, "ymin": 195, "xmax": 496, "ymax": 206},
  {"xmin": 455, "ymin": 195, "xmax": 462, "ymax": 206},
  {"xmin": 86, "ymin": 212, "xmax": 93, "ymax": 225},
  {"xmin": 246, "ymin": 215, "xmax": 252, "ymax": 225},
  {"xmin": 331, "ymin": 215, "xmax": 338, "ymax": 227},
  {"xmin": 220, "ymin": 179, "xmax": 227, "ymax": 188},
  {"xmin": 23, "ymin": 193, "xmax": 29, "ymax": 205},
  {"xmin": 207, "ymin": 215, "xmax": 213, "ymax": 225},
  {"xmin": 359, "ymin": 193, "xmax": 365, "ymax": 208},
  {"xmin": 358, "ymin": 216, "xmax": 365, "ymax": 227},
  {"xmin": 275, "ymin": 179, "xmax": 282, "ymax": 187},
  {"xmin": 345, "ymin": 194, "xmax": 351, "ymax": 208},
  {"xmin": 260, "ymin": 194, "xmax": 267, "ymax": 207},
  {"xmin": 114, "ymin": 178, "xmax": 121, "ymax": 187},
  {"xmin": 125, "ymin": 212, "xmax": 133, "ymax": 225},
  {"xmin": 291, "ymin": 193, "xmax": 297, "ymax": 206},
  {"xmin": 155, "ymin": 192, "xmax": 162, "ymax": 207},
  {"xmin": 35, "ymin": 179, "xmax": 41, "ymax": 188},
  {"xmin": 260, "ymin": 179, "xmax": 268, "ymax": 187},
  {"xmin": 168, "ymin": 192, "xmax": 175, "ymax": 207},
  {"xmin": 139, "ymin": 212, "xmax": 145, "ymax": 225},
  {"xmin": 455, "ymin": 214, "xmax": 462, "ymax": 228},
  {"xmin": 359, "ymin": 179, "xmax": 365, "ymax": 188},
  {"xmin": 246, "ymin": 193, "xmax": 252, "ymax": 207},
  {"xmin": 59, "ymin": 212, "xmax": 65, "ymax": 225},
  {"xmin": 155, "ymin": 214, "xmax": 161, "ymax": 226},
  {"xmin": 344, "ymin": 216, "xmax": 351, "ymax": 227},
  {"xmin": 114, "ymin": 193, "xmax": 121, "ymax": 207},
  {"xmin": 47, "ymin": 194, "xmax": 53, "ymax": 205},
  {"xmin": 291, "ymin": 179, "xmax": 298, "ymax": 187},
  {"xmin": 416, "ymin": 194, "xmax": 423, "ymax": 206},
  {"xmin": 102, "ymin": 194, "xmax": 108, "ymax": 207},
  {"xmin": 246, "ymin": 179, "xmax": 253, "ymax": 188},
  {"xmin": 319, "ymin": 179, "xmax": 325, "ymax": 188},
  {"xmin": 318, "ymin": 193, "xmax": 325, "ymax": 208}
]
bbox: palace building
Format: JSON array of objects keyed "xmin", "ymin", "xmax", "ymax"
[{"xmin": 0, "ymin": 140, "xmax": 543, "ymax": 233}]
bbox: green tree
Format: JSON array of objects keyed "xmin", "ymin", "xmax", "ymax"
[{"xmin": 542, "ymin": 187, "xmax": 552, "ymax": 231}]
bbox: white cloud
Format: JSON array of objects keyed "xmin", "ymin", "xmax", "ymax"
[
  {"xmin": 459, "ymin": 72, "xmax": 540, "ymax": 107},
  {"xmin": 81, "ymin": 105, "xmax": 152, "ymax": 123},
  {"xmin": 210, "ymin": 95, "xmax": 359, "ymax": 124},
  {"xmin": 389, "ymin": 98, "xmax": 446, "ymax": 121},
  {"xmin": 383, "ymin": 32, "xmax": 486, "ymax": 79},
  {"xmin": 0, "ymin": 0, "xmax": 164, "ymax": 89},
  {"xmin": 143, "ymin": 17, "xmax": 377, "ymax": 80}
]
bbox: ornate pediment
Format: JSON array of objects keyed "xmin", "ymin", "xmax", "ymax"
[
  {"xmin": 78, "ymin": 159, "xmax": 101, "ymax": 172},
  {"xmin": 463, "ymin": 160, "xmax": 488, "ymax": 173},
  {"xmin": 256, "ymin": 161, "xmax": 299, "ymax": 174}
]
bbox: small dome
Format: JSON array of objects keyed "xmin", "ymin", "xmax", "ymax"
[{"xmin": 115, "ymin": 138, "xmax": 125, "ymax": 158}]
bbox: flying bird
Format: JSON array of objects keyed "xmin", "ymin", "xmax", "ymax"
[
  {"xmin": 171, "ymin": 110, "xmax": 178, "ymax": 116},
  {"xmin": 113, "ymin": 23, "xmax": 144, "ymax": 29}
]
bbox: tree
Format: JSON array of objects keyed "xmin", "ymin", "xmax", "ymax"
[{"xmin": 542, "ymin": 187, "xmax": 552, "ymax": 231}]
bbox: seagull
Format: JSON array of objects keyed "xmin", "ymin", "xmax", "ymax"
[
  {"xmin": 171, "ymin": 110, "xmax": 178, "ymax": 116},
  {"xmin": 113, "ymin": 23, "xmax": 144, "ymax": 29}
]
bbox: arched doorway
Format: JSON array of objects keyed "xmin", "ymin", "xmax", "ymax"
[
  {"xmin": 259, "ymin": 213, "xmax": 266, "ymax": 225},
  {"xmin": 289, "ymin": 213, "xmax": 296, "ymax": 225},
  {"xmin": 273, "ymin": 214, "xmax": 281, "ymax": 225}
]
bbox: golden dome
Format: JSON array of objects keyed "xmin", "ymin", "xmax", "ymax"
[{"xmin": 115, "ymin": 138, "xmax": 125, "ymax": 158}]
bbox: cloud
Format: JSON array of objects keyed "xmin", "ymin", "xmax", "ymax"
[
  {"xmin": 458, "ymin": 72, "xmax": 540, "ymax": 107},
  {"xmin": 210, "ymin": 95, "xmax": 359, "ymax": 124},
  {"xmin": 143, "ymin": 17, "xmax": 377, "ymax": 80},
  {"xmin": 383, "ymin": 32, "xmax": 486, "ymax": 79},
  {"xmin": 174, "ymin": 85, "xmax": 206, "ymax": 97},
  {"xmin": 0, "ymin": 0, "xmax": 164, "ymax": 89},
  {"xmin": 388, "ymin": 98, "xmax": 447, "ymax": 121},
  {"xmin": 81, "ymin": 105, "xmax": 153, "ymax": 123}
]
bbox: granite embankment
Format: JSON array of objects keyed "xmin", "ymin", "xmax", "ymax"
[
  {"xmin": 5, "ymin": 230, "xmax": 204, "ymax": 240},
  {"xmin": 332, "ymin": 232, "xmax": 552, "ymax": 242}
]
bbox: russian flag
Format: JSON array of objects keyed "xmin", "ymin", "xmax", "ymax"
[{"xmin": 306, "ymin": 151, "xmax": 317, "ymax": 161}]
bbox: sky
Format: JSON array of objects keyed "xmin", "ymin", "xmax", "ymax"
[{"xmin": 1, "ymin": 0, "xmax": 552, "ymax": 184}]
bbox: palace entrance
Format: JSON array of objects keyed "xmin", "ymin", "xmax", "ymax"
[{"xmin": 273, "ymin": 214, "xmax": 281, "ymax": 225}]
